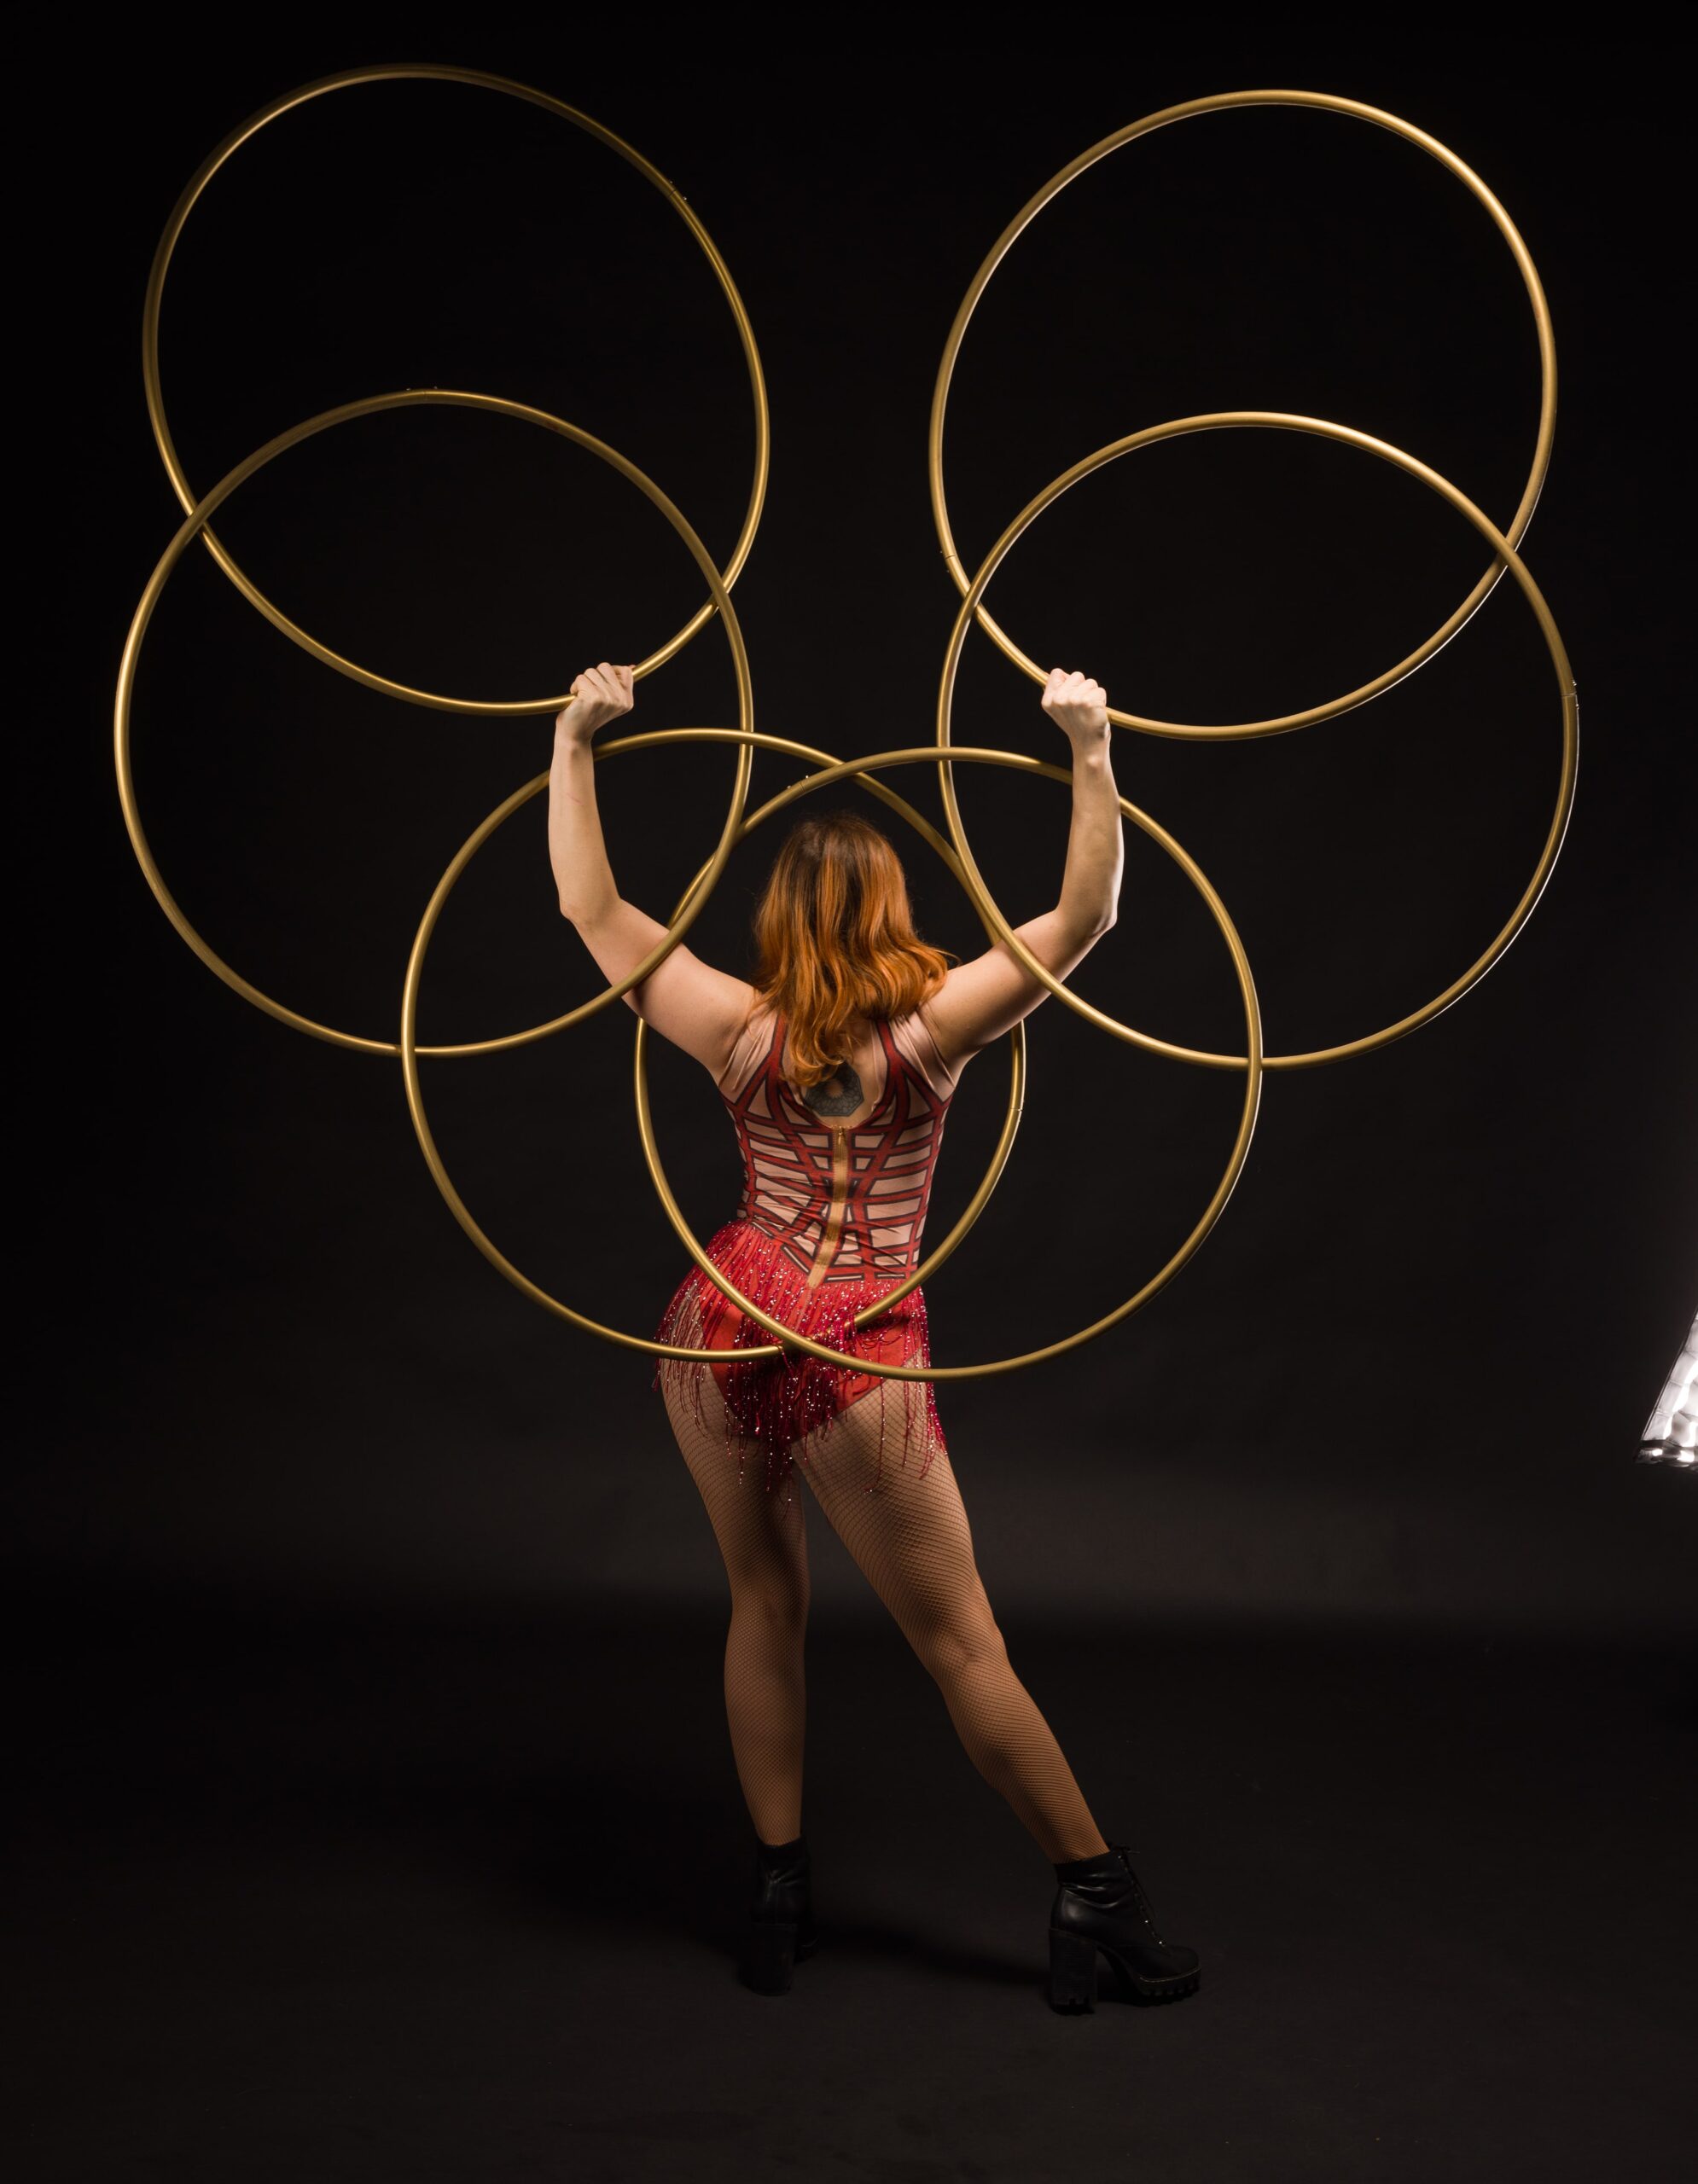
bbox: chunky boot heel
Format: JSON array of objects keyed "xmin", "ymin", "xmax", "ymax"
[
  {"xmin": 742, "ymin": 1913, "xmax": 800, "ymax": 1995},
  {"xmin": 1048, "ymin": 1924, "xmax": 1099, "ymax": 2012},
  {"xmin": 739, "ymin": 1832, "xmax": 816, "ymax": 1995},
  {"xmin": 1048, "ymin": 1842, "xmax": 1201, "ymax": 2012}
]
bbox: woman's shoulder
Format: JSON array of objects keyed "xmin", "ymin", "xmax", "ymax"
[
  {"xmin": 888, "ymin": 1004, "xmax": 958, "ymax": 1104},
  {"xmin": 715, "ymin": 999, "xmax": 778, "ymax": 1101}
]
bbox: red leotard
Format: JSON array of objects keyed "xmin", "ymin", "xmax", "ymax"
[{"xmin": 653, "ymin": 1003, "xmax": 957, "ymax": 1496}]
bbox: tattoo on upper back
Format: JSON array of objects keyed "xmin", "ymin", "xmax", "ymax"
[{"xmin": 800, "ymin": 1060, "xmax": 864, "ymax": 1118}]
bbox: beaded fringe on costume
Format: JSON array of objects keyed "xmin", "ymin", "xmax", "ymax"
[{"xmin": 653, "ymin": 1217, "xmax": 946, "ymax": 1502}]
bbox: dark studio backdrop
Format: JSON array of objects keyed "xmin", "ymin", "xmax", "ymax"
[
  {"xmin": 13, "ymin": 20, "xmax": 1698, "ymax": 2181},
  {"xmin": 21, "ymin": 28, "xmax": 1695, "ymax": 1635}
]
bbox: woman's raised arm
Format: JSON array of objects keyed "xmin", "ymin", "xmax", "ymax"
[
  {"xmin": 923, "ymin": 668, "xmax": 1125, "ymax": 1074},
  {"xmin": 549, "ymin": 662, "xmax": 755, "ymax": 1081}
]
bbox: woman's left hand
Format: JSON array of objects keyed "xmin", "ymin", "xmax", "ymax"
[{"xmin": 1040, "ymin": 666, "xmax": 1110, "ymax": 744}]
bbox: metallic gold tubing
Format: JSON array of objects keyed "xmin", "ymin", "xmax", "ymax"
[
  {"xmin": 928, "ymin": 89, "xmax": 1557, "ymax": 741},
  {"xmin": 142, "ymin": 64, "xmax": 769, "ymax": 717},
  {"xmin": 934, "ymin": 415, "xmax": 1578, "ymax": 1072},
  {"xmin": 399, "ymin": 728, "xmax": 1032, "ymax": 1362},
  {"xmin": 122, "ymin": 80, "xmax": 1573, "ymax": 1389},
  {"xmin": 115, "ymin": 392, "xmax": 755, "ymax": 1057},
  {"xmin": 630, "ymin": 745, "xmax": 1262, "ymax": 1380}
]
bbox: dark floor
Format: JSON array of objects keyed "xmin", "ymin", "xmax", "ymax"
[{"xmin": 9, "ymin": 1590, "xmax": 1696, "ymax": 2184}]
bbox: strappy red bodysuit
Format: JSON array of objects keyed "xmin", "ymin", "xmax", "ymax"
[{"xmin": 653, "ymin": 1005, "xmax": 957, "ymax": 1496}]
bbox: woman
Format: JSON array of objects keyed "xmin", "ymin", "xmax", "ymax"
[{"xmin": 550, "ymin": 661, "xmax": 1200, "ymax": 2013}]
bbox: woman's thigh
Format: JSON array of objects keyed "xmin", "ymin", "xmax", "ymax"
[
  {"xmin": 794, "ymin": 1381, "xmax": 994, "ymax": 1658},
  {"xmin": 660, "ymin": 1359, "xmax": 809, "ymax": 1604}
]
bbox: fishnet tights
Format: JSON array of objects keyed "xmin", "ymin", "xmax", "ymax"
[{"xmin": 660, "ymin": 1360, "xmax": 1109, "ymax": 1863}]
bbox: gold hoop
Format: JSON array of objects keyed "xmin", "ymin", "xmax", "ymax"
[
  {"xmin": 936, "ymin": 414, "xmax": 1578, "ymax": 1072},
  {"xmin": 629, "ymin": 745, "xmax": 1261, "ymax": 1379},
  {"xmin": 399, "ymin": 729, "xmax": 1031, "ymax": 1362},
  {"xmin": 115, "ymin": 393, "xmax": 754, "ymax": 1057},
  {"xmin": 143, "ymin": 63, "xmax": 769, "ymax": 717},
  {"xmin": 929, "ymin": 90, "xmax": 1557, "ymax": 739}
]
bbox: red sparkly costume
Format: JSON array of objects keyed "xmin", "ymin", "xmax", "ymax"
[{"xmin": 653, "ymin": 1004, "xmax": 956, "ymax": 1496}]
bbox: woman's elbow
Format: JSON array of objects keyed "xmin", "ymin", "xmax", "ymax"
[
  {"xmin": 558, "ymin": 887, "xmax": 614, "ymax": 929},
  {"xmin": 1055, "ymin": 903, "xmax": 1116, "ymax": 951}
]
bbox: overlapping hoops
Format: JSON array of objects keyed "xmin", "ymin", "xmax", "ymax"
[
  {"xmin": 118, "ymin": 75, "xmax": 1574, "ymax": 1385},
  {"xmin": 929, "ymin": 89, "xmax": 1558, "ymax": 741},
  {"xmin": 935, "ymin": 415, "xmax": 1577, "ymax": 1074},
  {"xmin": 144, "ymin": 64, "xmax": 770, "ymax": 716}
]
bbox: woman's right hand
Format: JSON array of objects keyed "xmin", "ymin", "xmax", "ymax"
[
  {"xmin": 556, "ymin": 661, "xmax": 635, "ymax": 744},
  {"xmin": 1039, "ymin": 666, "xmax": 1109, "ymax": 746}
]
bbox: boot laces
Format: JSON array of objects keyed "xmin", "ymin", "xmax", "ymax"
[{"xmin": 1112, "ymin": 1846, "xmax": 1161, "ymax": 1932}]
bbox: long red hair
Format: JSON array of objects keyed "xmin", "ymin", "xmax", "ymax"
[{"xmin": 749, "ymin": 810, "xmax": 956, "ymax": 1091}]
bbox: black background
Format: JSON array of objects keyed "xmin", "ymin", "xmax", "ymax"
[
  {"xmin": 27, "ymin": 20, "xmax": 1691, "ymax": 1629},
  {"xmin": 13, "ymin": 16, "xmax": 1697, "ymax": 2181}
]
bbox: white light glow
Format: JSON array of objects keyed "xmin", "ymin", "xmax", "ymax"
[{"xmin": 1638, "ymin": 1306, "xmax": 1698, "ymax": 1468}]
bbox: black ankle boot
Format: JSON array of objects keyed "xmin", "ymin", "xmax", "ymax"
[
  {"xmin": 1047, "ymin": 1842, "xmax": 1201, "ymax": 2012},
  {"xmin": 739, "ymin": 1832, "xmax": 818, "ymax": 1995}
]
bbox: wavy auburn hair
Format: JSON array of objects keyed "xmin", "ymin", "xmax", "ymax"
[{"xmin": 749, "ymin": 810, "xmax": 957, "ymax": 1092}]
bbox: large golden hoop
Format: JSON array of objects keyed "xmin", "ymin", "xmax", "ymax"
[
  {"xmin": 630, "ymin": 746, "xmax": 1262, "ymax": 1378},
  {"xmin": 115, "ymin": 392, "xmax": 755, "ymax": 1057},
  {"xmin": 142, "ymin": 63, "xmax": 769, "ymax": 717},
  {"xmin": 929, "ymin": 90, "xmax": 1557, "ymax": 739},
  {"xmin": 398, "ymin": 729, "xmax": 1033, "ymax": 1362},
  {"xmin": 935, "ymin": 415, "xmax": 1578, "ymax": 1072}
]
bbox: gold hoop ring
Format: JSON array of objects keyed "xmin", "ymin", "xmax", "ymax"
[
  {"xmin": 623, "ymin": 744, "xmax": 1261, "ymax": 1380},
  {"xmin": 936, "ymin": 413, "xmax": 1578, "ymax": 1072},
  {"xmin": 143, "ymin": 64, "xmax": 769, "ymax": 717},
  {"xmin": 929, "ymin": 90, "xmax": 1556, "ymax": 740},
  {"xmin": 115, "ymin": 392, "xmax": 754, "ymax": 1057},
  {"xmin": 399, "ymin": 729, "xmax": 1030, "ymax": 1362}
]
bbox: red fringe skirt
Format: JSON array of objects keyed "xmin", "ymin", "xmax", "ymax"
[{"xmin": 652, "ymin": 1217, "xmax": 947, "ymax": 1500}]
